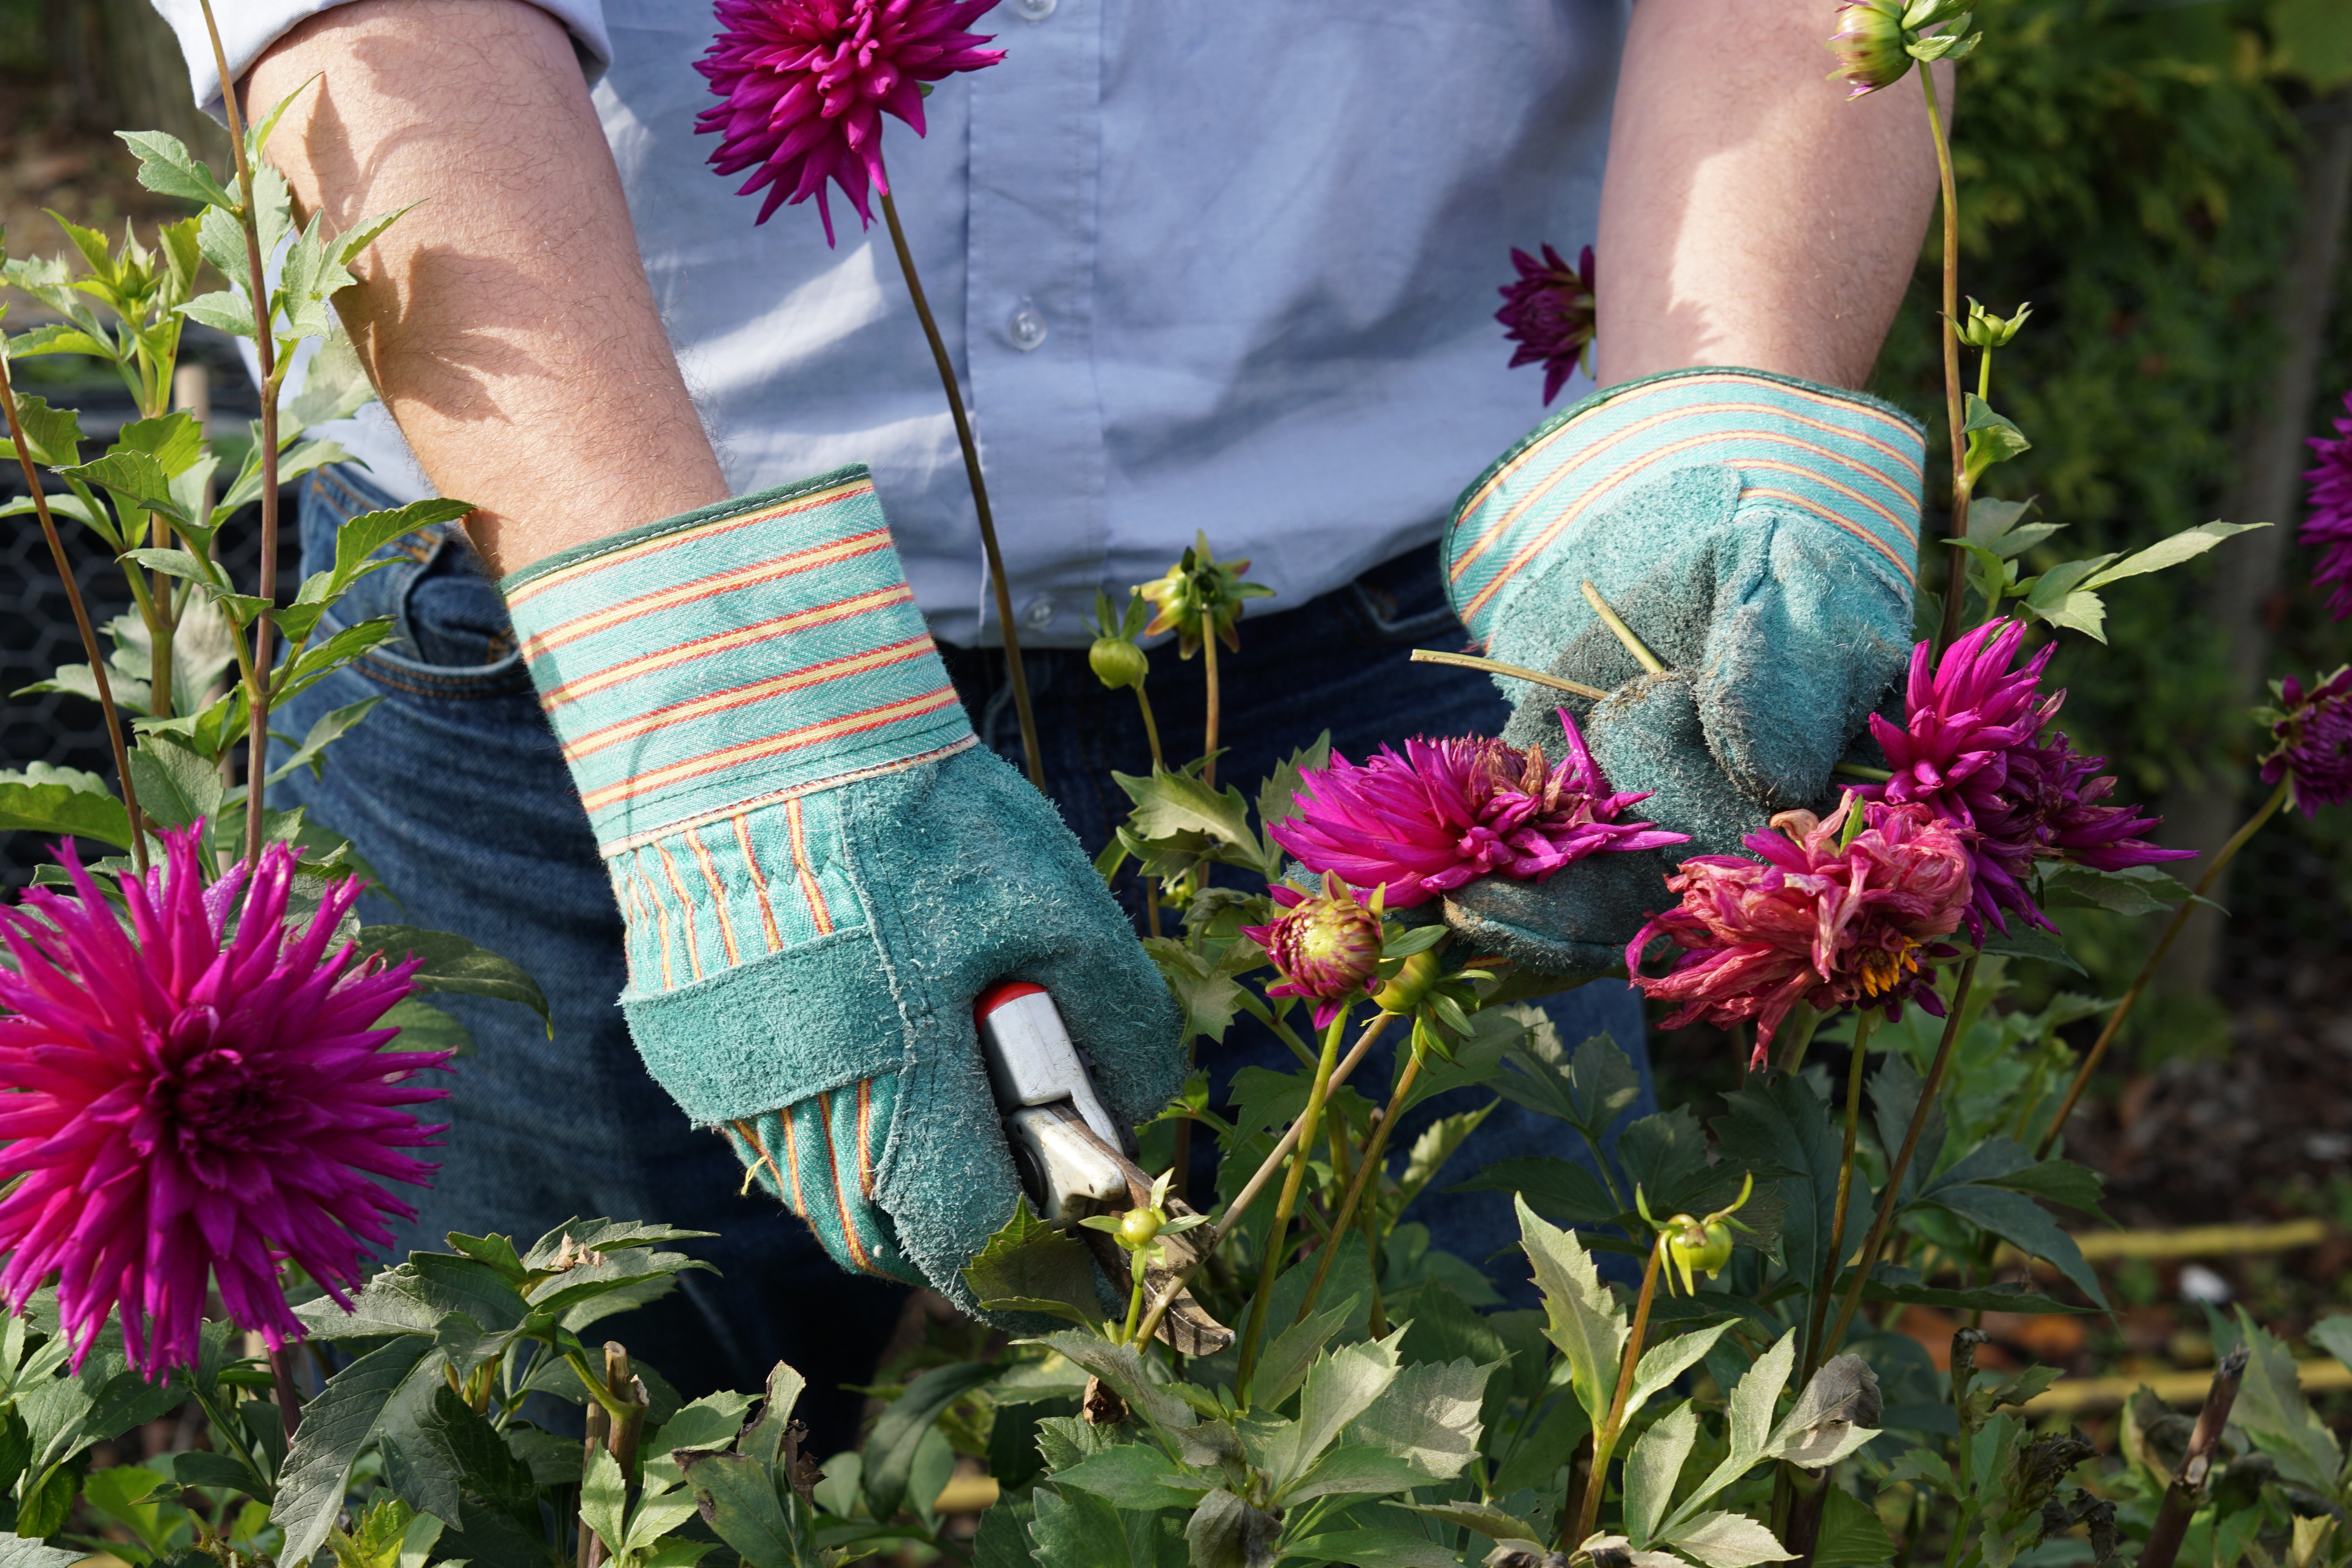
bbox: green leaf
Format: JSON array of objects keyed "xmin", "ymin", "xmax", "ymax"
[
  {"xmin": 1853, "ymin": 1272, "xmax": 2090, "ymax": 1316},
  {"xmin": 1983, "ymin": 1157, "xmax": 2108, "ymax": 1218},
  {"xmin": 1394, "ymin": 1103, "xmax": 1495, "ymax": 1216},
  {"xmin": 1659, "ymin": 1510, "xmax": 1796, "ymax": 1568},
  {"xmin": 2225, "ymin": 1308, "xmax": 2343, "ymax": 1495},
  {"xmin": 356, "ymin": 925, "xmax": 551, "ymax": 1028},
  {"xmin": 1489, "ymin": 1025, "xmax": 1641, "ymax": 1146},
  {"xmin": 0, "ymin": 770, "xmax": 132, "ymax": 849},
  {"xmin": 1975, "ymin": 924, "xmax": 2087, "ymax": 975},
  {"xmin": 1114, "ymin": 766, "xmax": 1259, "ymax": 858},
  {"xmin": 1256, "ymin": 731, "xmax": 1331, "ymax": 836},
  {"xmin": 1346, "ymin": 1354, "xmax": 1499, "ymax": 1481},
  {"xmin": 1625, "ymin": 1400, "xmax": 1699, "ymax": 1548},
  {"xmin": 1628, "ymin": 1323, "xmax": 1735, "ymax": 1425},
  {"xmin": 333, "ymin": 499, "xmax": 474, "ymax": 592},
  {"xmin": 0, "ymin": 1539, "xmax": 83, "ymax": 1568},
  {"xmin": 1280, "ymin": 1441, "xmax": 1431, "ymax": 1503},
  {"xmin": 1273, "ymin": 1330, "xmax": 1406, "ymax": 1490},
  {"xmin": 1916, "ymin": 1182, "xmax": 2106, "ymax": 1307},
  {"xmin": 1048, "ymin": 1445, "xmax": 1210, "ymax": 1512},
  {"xmin": 1812, "ymin": 1485, "xmax": 1896, "ymax": 1568},
  {"xmin": 862, "ymin": 1361, "xmax": 998, "ymax": 1521},
  {"xmin": 6, "ymin": 322, "xmax": 113, "ymax": 359},
  {"xmin": 1140, "ymin": 936, "xmax": 1248, "ymax": 1046},
  {"xmin": 1181, "ymin": 1489, "xmax": 1280, "ymax": 1568},
  {"xmin": 286, "ymin": 329, "xmax": 379, "ymax": 432},
  {"xmin": 1280, "ymin": 1528, "xmax": 1459, "ymax": 1568},
  {"xmin": 2036, "ymin": 861, "xmax": 2189, "ymax": 916},
  {"xmin": 676, "ymin": 1449, "xmax": 804, "ymax": 1568},
  {"xmin": 1455, "ymin": 1155, "xmax": 1621, "ymax": 1227},
  {"xmin": 248, "ymin": 72, "xmax": 322, "ymax": 160},
  {"xmin": 127, "ymin": 732, "xmax": 224, "ymax": 831},
  {"xmin": 580, "ymin": 1448, "xmax": 628, "ymax": 1560},
  {"xmin": 275, "ymin": 617, "xmax": 397, "ymax": 707},
  {"xmin": 1394, "ymin": 1499, "xmax": 1543, "ymax": 1543},
  {"xmin": 336, "ymin": 201, "xmax": 422, "ymax": 268},
  {"xmin": 269, "ymin": 1335, "xmax": 438, "ymax": 1568},
  {"xmin": 1962, "ymin": 393, "xmax": 2032, "ymax": 479},
  {"xmin": 5, "ymin": 393, "xmax": 83, "ymax": 466},
  {"xmin": 1514, "ymin": 1195, "xmax": 1626, "ymax": 1430},
  {"xmin": 267, "ymin": 696, "xmax": 384, "ymax": 786},
  {"xmin": 178, "ymin": 289, "xmax": 256, "ymax": 338},
  {"xmin": 1253, "ymin": 1300, "xmax": 1356, "ymax": 1411},
  {"xmin": 56, "ymin": 449, "xmax": 186, "ymax": 526},
  {"xmin": 122, "ymin": 546, "xmax": 226, "ymax": 589},
  {"xmin": 117, "ymin": 412, "xmax": 206, "ymax": 478},
  {"xmin": 1713, "ymin": 1075, "xmax": 1865, "ymax": 1307},
  {"xmin": 960, "ymin": 1199, "xmax": 1100, "ymax": 1326},
  {"xmin": 1029, "ymin": 1483, "xmax": 1186, "ymax": 1568},
  {"xmin": 2080, "ymin": 520, "xmax": 2268, "ymax": 590},
  {"xmin": 1671, "ymin": 1331, "xmax": 1796, "ymax": 1531}
]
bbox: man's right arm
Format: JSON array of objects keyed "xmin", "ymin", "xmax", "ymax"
[{"xmin": 244, "ymin": 0, "xmax": 728, "ymax": 575}]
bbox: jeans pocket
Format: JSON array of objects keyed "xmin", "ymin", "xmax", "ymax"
[
  {"xmin": 1340, "ymin": 539, "xmax": 1466, "ymax": 646},
  {"xmin": 301, "ymin": 465, "xmax": 531, "ymax": 699}
]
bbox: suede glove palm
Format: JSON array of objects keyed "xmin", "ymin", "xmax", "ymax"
[
  {"xmin": 502, "ymin": 468, "xmax": 1179, "ymax": 1308},
  {"xmin": 1440, "ymin": 368, "xmax": 1928, "ymax": 974}
]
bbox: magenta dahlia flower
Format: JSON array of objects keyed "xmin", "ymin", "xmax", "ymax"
[
  {"xmin": 695, "ymin": 0, "xmax": 1005, "ymax": 242},
  {"xmin": 1268, "ymin": 710, "xmax": 1687, "ymax": 908},
  {"xmin": 1241, "ymin": 876, "xmax": 1383, "ymax": 1028},
  {"xmin": 2260, "ymin": 666, "xmax": 2352, "ymax": 816},
  {"xmin": 1865, "ymin": 619, "xmax": 2190, "ymax": 937},
  {"xmin": 2303, "ymin": 391, "xmax": 2352, "ymax": 620},
  {"xmin": 0, "ymin": 827, "xmax": 448, "ymax": 1377},
  {"xmin": 1626, "ymin": 799, "xmax": 1974, "ymax": 1069},
  {"xmin": 1497, "ymin": 243, "xmax": 1597, "ymax": 404}
]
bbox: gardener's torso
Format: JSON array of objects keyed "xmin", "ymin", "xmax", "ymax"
[{"xmin": 321, "ymin": 0, "xmax": 1629, "ymax": 646}]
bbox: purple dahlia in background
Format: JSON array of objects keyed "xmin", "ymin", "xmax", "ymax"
[
  {"xmin": 695, "ymin": 0, "xmax": 1005, "ymax": 241},
  {"xmin": 1269, "ymin": 709, "xmax": 1686, "ymax": 907},
  {"xmin": 1864, "ymin": 619, "xmax": 2190, "ymax": 937},
  {"xmin": 0, "ymin": 827, "xmax": 446, "ymax": 1378},
  {"xmin": 2303, "ymin": 390, "xmax": 2352, "ymax": 619},
  {"xmin": 1497, "ymin": 243, "xmax": 1597, "ymax": 404},
  {"xmin": 2261, "ymin": 666, "xmax": 2352, "ymax": 815}
]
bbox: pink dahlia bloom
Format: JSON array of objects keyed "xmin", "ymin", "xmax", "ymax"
[
  {"xmin": 2261, "ymin": 666, "xmax": 2352, "ymax": 816},
  {"xmin": 1865, "ymin": 619, "xmax": 2189, "ymax": 937},
  {"xmin": 1626, "ymin": 799, "xmax": 1974, "ymax": 1069},
  {"xmin": 1497, "ymin": 244, "xmax": 1597, "ymax": 405},
  {"xmin": 2304, "ymin": 392, "xmax": 2352, "ymax": 620},
  {"xmin": 1241, "ymin": 877, "xmax": 1383, "ymax": 1029},
  {"xmin": 695, "ymin": 0, "xmax": 1005, "ymax": 241},
  {"xmin": 1268, "ymin": 710, "xmax": 1688, "ymax": 909},
  {"xmin": 0, "ymin": 828, "xmax": 447, "ymax": 1377}
]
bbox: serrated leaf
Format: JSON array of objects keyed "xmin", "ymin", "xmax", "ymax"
[
  {"xmin": 1395, "ymin": 1499, "xmax": 1542, "ymax": 1542},
  {"xmin": 270, "ymin": 1335, "xmax": 438, "ymax": 1568},
  {"xmin": 7, "ymin": 322, "xmax": 113, "ymax": 359},
  {"xmin": 1031, "ymin": 1484, "xmax": 1186, "ymax": 1568},
  {"xmin": 1346, "ymin": 1354, "xmax": 1497, "ymax": 1481},
  {"xmin": 2227, "ymin": 1308, "xmax": 2343, "ymax": 1494},
  {"xmin": 127, "ymin": 731, "xmax": 223, "ymax": 830},
  {"xmin": 286, "ymin": 330, "xmax": 377, "ymax": 431},
  {"xmin": 1624, "ymin": 1401, "xmax": 1699, "ymax": 1548},
  {"xmin": 2080, "ymin": 520, "xmax": 2268, "ymax": 590},
  {"xmin": 1916, "ymin": 1182, "xmax": 2105, "ymax": 1306},
  {"xmin": 1114, "ymin": 766, "xmax": 1258, "ymax": 853},
  {"xmin": 2036, "ymin": 861, "xmax": 2189, "ymax": 916},
  {"xmin": 179, "ymin": 289, "xmax": 256, "ymax": 338},
  {"xmin": 1256, "ymin": 731, "xmax": 1331, "ymax": 834},
  {"xmin": 1813, "ymin": 1483, "xmax": 1896, "ymax": 1568},
  {"xmin": 0, "ymin": 772, "xmax": 133, "ymax": 848},
  {"xmin": 1629, "ymin": 1322, "xmax": 1734, "ymax": 1425},
  {"xmin": 266, "ymin": 696, "xmax": 384, "ymax": 786},
  {"xmin": 1661, "ymin": 1510, "xmax": 1796, "ymax": 1568},
  {"xmin": 1048, "ymin": 1444, "xmax": 1210, "ymax": 1512},
  {"xmin": 675, "ymin": 1449, "xmax": 801, "ymax": 1568},
  {"xmin": 337, "ymin": 201, "xmax": 422, "ymax": 267},
  {"xmin": 581, "ymin": 1448, "xmax": 628, "ymax": 1559},
  {"xmin": 960, "ymin": 1198, "xmax": 1100, "ymax": 1326},
  {"xmin": 1250, "ymin": 1300, "xmax": 1354, "ymax": 1412},
  {"xmin": 1515, "ymin": 1195, "xmax": 1626, "ymax": 1429},
  {"xmin": 1281, "ymin": 1528, "xmax": 1459, "ymax": 1568},
  {"xmin": 1183, "ymin": 1488, "xmax": 1280, "ymax": 1568},
  {"xmin": 1975, "ymin": 923, "xmax": 2087, "ymax": 975},
  {"xmin": 862, "ymin": 1361, "xmax": 998, "ymax": 1521},
  {"xmin": 356, "ymin": 925, "xmax": 551, "ymax": 1027},
  {"xmin": 248, "ymin": 71, "xmax": 322, "ymax": 160},
  {"xmin": 1671, "ymin": 1331, "xmax": 1797, "ymax": 1531},
  {"xmin": 6, "ymin": 393, "xmax": 83, "ymax": 467},
  {"xmin": 1139, "ymin": 936, "xmax": 1248, "ymax": 1046},
  {"xmin": 1395, "ymin": 1104, "xmax": 1494, "ymax": 1216},
  {"xmin": 117, "ymin": 131, "xmax": 240, "ymax": 210},
  {"xmin": 1270, "ymin": 1329, "xmax": 1406, "ymax": 1490}
]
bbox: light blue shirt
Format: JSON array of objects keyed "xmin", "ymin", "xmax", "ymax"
[{"xmin": 162, "ymin": 0, "xmax": 1626, "ymax": 646}]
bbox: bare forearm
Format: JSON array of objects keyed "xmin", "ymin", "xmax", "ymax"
[
  {"xmin": 247, "ymin": 0, "xmax": 727, "ymax": 574},
  {"xmin": 1596, "ymin": 0, "xmax": 1944, "ymax": 389}
]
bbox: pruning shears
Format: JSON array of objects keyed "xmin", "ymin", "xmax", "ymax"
[{"xmin": 974, "ymin": 981, "xmax": 1232, "ymax": 1353}]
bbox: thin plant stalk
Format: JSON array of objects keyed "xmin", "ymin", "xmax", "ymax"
[
  {"xmin": 1571, "ymin": 1236, "xmax": 1666, "ymax": 1548},
  {"xmin": 1133, "ymin": 1011, "xmax": 1394, "ymax": 1349},
  {"xmin": 196, "ymin": 0, "xmax": 283, "ymax": 867},
  {"xmin": 1581, "ymin": 579, "xmax": 1665, "ymax": 673},
  {"xmin": 0, "ymin": 352, "xmax": 148, "ymax": 872},
  {"xmin": 1802, "ymin": 1014, "xmax": 1878, "ymax": 1388},
  {"xmin": 1200, "ymin": 628, "xmax": 1222, "ymax": 790},
  {"xmin": 2035, "ymin": 777, "xmax": 2289, "ymax": 1158},
  {"xmin": 1921, "ymin": 64, "xmax": 1972, "ymax": 654},
  {"xmin": 265, "ymin": 1344, "xmax": 304, "ymax": 1442},
  {"xmin": 1408, "ymin": 647, "xmax": 1607, "ymax": 701},
  {"xmin": 1292, "ymin": 1038, "xmax": 1423, "ymax": 1325},
  {"xmin": 1132, "ymin": 681, "xmax": 1164, "ymax": 770},
  {"xmin": 2139, "ymin": 1348, "xmax": 2248, "ymax": 1568},
  {"xmin": 878, "ymin": 190, "xmax": 1044, "ymax": 793},
  {"xmin": 1236, "ymin": 1004, "xmax": 1350, "ymax": 1393},
  {"xmin": 1823, "ymin": 955, "xmax": 1978, "ymax": 1357}
]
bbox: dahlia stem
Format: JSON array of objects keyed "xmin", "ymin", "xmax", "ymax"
[
  {"xmin": 1824, "ymin": 955, "xmax": 1977, "ymax": 1358},
  {"xmin": 1581, "ymin": 580, "xmax": 1665, "ymax": 675},
  {"xmin": 1802, "ymin": 1013, "xmax": 1877, "ymax": 1389},
  {"xmin": 266, "ymin": 1343, "xmax": 306, "ymax": 1442},
  {"xmin": 2139, "ymin": 1348, "xmax": 2248, "ymax": 1568},
  {"xmin": 1921, "ymin": 65, "xmax": 1972, "ymax": 655},
  {"xmin": 0, "ymin": 348, "xmax": 148, "ymax": 873},
  {"xmin": 2034, "ymin": 777, "xmax": 2289, "ymax": 1158},
  {"xmin": 1200, "ymin": 625, "xmax": 1222, "ymax": 790},
  {"xmin": 1833, "ymin": 761, "xmax": 1895, "ymax": 783},
  {"xmin": 196, "ymin": 0, "xmax": 284, "ymax": 869},
  {"xmin": 1293, "ymin": 1038, "xmax": 1423, "ymax": 1325},
  {"xmin": 1571, "ymin": 1234, "xmax": 1665, "ymax": 1549},
  {"xmin": 1236, "ymin": 1004, "xmax": 1350, "ymax": 1397},
  {"xmin": 877, "ymin": 189, "xmax": 1045, "ymax": 793},
  {"xmin": 1133, "ymin": 1011, "xmax": 1394, "ymax": 1350},
  {"xmin": 1132, "ymin": 681, "xmax": 1165, "ymax": 770},
  {"xmin": 1408, "ymin": 648, "xmax": 1608, "ymax": 701}
]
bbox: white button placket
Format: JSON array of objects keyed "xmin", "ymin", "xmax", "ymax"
[{"xmin": 963, "ymin": 0, "xmax": 1105, "ymax": 649}]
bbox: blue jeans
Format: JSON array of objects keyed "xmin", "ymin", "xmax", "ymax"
[{"xmin": 276, "ymin": 466, "xmax": 1653, "ymax": 1439}]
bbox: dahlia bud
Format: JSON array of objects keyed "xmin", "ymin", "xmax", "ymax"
[
  {"xmin": 1663, "ymin": 1214, "xmax": 1735, "ymax": 1295},
  {"xmin": 1089, "ymin": 636, "xmax": 1149, "ymax": 691},
  {"xmin": 1269, "ymin": 894, "xmax": 1382, "ymax": 1004},
  {"xmin": 1372, "ymin": 947, "xmax": 1444, "ymax": 1016},
  {"xmin": 1136, "ymin": 532, "xmax": 1273, "ymax": 658},
  {"xmin": 1957, "ymin": 297, "xmax": 2032, "ymax": 349},
  {"xmin": 1827, "ymin": 0, "xmax": 1910, "ymax": 97}
]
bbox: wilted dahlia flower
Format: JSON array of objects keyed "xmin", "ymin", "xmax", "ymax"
[
  {"xmin": 1241, "ymin": 876, "xmax": 1383, "ymax": 1027},
  {"xmin": 1866, "ymin": 619, "xmax": 2189, "ymax": 937},
  {"xmin": 695, "ymin": 0, "xmax": 1006, "ymax": 241},
  {"xmin": 1268, "ymin": 710, "xmax": 1688, "ymax": 908},
  {"xmin": 1497, "ymin": 243, "xmax": 1597, "ymax": 405},
  {"xmin": 2303, "ymin": 391, "xmax": 2352, "ymax": 620},
  {"xmin": 1626, "ymin": 798, "xmax": 1973, "ymax": 1069},
  {"xmin": 2259, "ymin": 666, "xmax": 2352, "ymax": 815},
  {"xmin": 0, "ymin": 828, "xmax": 447, "ymax": 1377}
]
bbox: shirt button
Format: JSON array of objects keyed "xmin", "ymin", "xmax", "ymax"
[
  {"xmin": 1008, "ymin": 306, "xmax": 1048, "ymax": 351},
  {"xmin": 1017, "ymin": 0, "xmax": 1055, "ymax": 17},
  {"xmin": 1023, "ymin": 594, "xmax": 1059, "ymax": 628}
]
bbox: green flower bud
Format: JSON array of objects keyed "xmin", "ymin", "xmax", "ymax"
[
  {"xmin": 1958, "ymin": 297, "xmax": 2032, "ymax": 349},
  {"xmin": 1118, "ymin": 1207, "xmax": 1164, "ymax": 1250},
  {"xmin": 1827, "ymin": 0, "xmax": 1910, "ymax": 98},
  {"xmin": 1373, "ymin": 948, "xmax": 1444, "ymax": 1016},
  {"xmin": 1089, "ymin": 636, "xmax": 1149, "ymax": 691}
]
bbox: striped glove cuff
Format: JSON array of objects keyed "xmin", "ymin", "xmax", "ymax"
[
  {"xmin": 501, "ymin": 466, "xmax": 975, "ymax": 856},
  {"xmin": 1445, "ymin": 367, "xmax": 1928, "ymax": 647}
]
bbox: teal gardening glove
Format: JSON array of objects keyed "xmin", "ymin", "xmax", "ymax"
[
  {"xmin": 1441, "ymin": 367, "xmax": 1929, "ymax": 973},
  {"xmin": 502, "ymin": 468, "xmax": 1180, "ymax": 1307}
]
